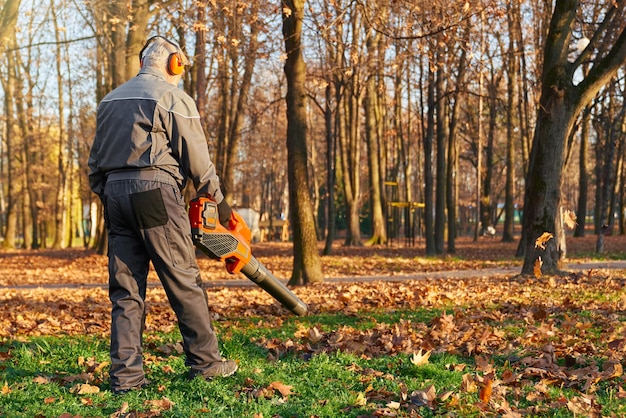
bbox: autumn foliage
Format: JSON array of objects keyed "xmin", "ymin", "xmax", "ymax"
[{"xmin": 1, "ymin": 236, "xmax": 626, "ymax": 416}]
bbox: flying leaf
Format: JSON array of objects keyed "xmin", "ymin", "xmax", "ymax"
[
  {"xmin": 563, "ymin": 210, "xmax": 577, "ymax": 229},
  {"xmin": 534, "ymin": 232, "xmax": 553, "ymax": 249},
  {"xmin": 534, "ymin": 257, "xmax": 543, "ymax": 278},
  {"xmin": 308, "ymin": 326, "xmax": 323, "ymax": 343},
  {"xmin": 410, "ymin": 349, "xmax": 431, "ymax": 367}
]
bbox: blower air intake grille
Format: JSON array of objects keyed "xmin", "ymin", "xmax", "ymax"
[{"xmin": 199, "ymin": 234, "xmax": 239, "ymax": 259}]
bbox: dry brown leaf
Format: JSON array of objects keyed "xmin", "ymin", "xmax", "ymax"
[
  {"xmin": 33, "ymin": 376, "xmax": 50, "ymax": 384},
  {"xmin": 109, "ymin": 401, "xmax": 130, "ymax": 418},
  {"xmin": 461, "ymin": 374, "xmax": 477, "ymax": 393},
  {"xmin": 386, "ymin": 401, "xmax": 401, "ymax": 409},
  {"xmin": 70, "ymin": 383, "xmax": 100, "ymax": 395},
  {"xmin": 268, "ymin": 381, "xmax": 294, "ymax": 397},
  {"xmin": 144, "ymin": 397, "xmax": 175, "ymax": 412}
]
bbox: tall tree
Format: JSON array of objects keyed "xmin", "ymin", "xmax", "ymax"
[
  {"xmin": 521, "ymin": 0, "xmax": 626, "ymax": 275},
  {"xmin": 363, "ymin": 23, "xmax": 386, "ymax": 246},
  {"xmin": 282, "ymin": 0, "xmax": 324, "ymax": 285}
]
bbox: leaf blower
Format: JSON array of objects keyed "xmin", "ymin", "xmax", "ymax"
[{"xmin": 189, "ymin": 196, "xmax": 308, "ymax": 316}]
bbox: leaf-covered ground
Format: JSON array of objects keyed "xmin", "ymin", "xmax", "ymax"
[{"xmin": 1, "ymin": 235, "xmax": 626, "ymax": 416}]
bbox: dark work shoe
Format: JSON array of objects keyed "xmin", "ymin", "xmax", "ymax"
[
  {"xmin": 189, "ymin": 360, "xmax": 238, "ymax": 380},
  {"xmin": 112, "ymin": 379, "xmax": 151, "ymax": 395}
]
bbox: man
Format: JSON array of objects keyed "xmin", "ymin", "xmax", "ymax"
[{"xmin": 88, "ymin": 35, "xmax": 237, "ymax": 394}]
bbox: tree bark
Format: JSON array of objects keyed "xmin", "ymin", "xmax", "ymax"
[
  {"xmin": 521, "ymin": 0, "xmax": 626, "ymax": 275},
  {"xmin": 424, "ymin": 63, "xmax": 436, "ymax": 255},
  {"xmin": 282, "ymin": 0, "xmax": 323, "ymax": 285},
  {"xmin": 363, "ymin": 27, "xmax": 386, "ymax": 246}
]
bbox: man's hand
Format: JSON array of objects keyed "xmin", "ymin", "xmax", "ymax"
[{"xmin": 217, "ymin": 198, "xmax": 232, "ymax": 228}]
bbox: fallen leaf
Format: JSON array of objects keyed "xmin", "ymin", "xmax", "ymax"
[
  {"xmin": 387, "ymin": 400, "xmax": 401, "ymax": 409},
  {"xmin": 144, "ymin": 397, "xmax": 175, "ymax": 412},
  {"xmin": 354, "ymin": 392, "xmax": 367, "ymax": 406},
  {"xmin": 70, "ymin": 383, "xmax": 100, "ymax": 394},
  {"xmin": 268, "ymin": 381, "xmax": 294, "ymax": 397},
  {"xmin": 410, "ymin": 349, "xmax": 431, "ymax": 366},
  {"xmin": 461, "ymin": 374, "xmax": 477, "ymax": 393},
  {"xmin": 479, "ymin": 377, "xmax": 493, "ymax": 403},
  {"xmin": 109, "ymin": 401, "xmax": 130, "ymax": 418}
]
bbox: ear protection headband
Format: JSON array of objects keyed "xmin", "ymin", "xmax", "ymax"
[{"xmin": 139, "ymin": 36, "xmax": 186, "ymax": 76}]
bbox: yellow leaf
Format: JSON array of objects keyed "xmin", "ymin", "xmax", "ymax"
[
  {"xmin": 410, "ymin": 349, "xmax": 431, "ymax": 367},
  {"xmin": 563, "ymin": 210, "xmax": 577, "ymax": 229},
  {"xmin": 534, "ymin": 232, "xmax": 553, "ymax": 249},
  {"xmin": 354, "ymin": 392, "xmax": 367, "ymax": 406},
  {"xmin": 1, "ymin": 382, "xmax": 11, "ymax": 394}
]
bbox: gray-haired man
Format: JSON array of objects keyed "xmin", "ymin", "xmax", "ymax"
[{"xmin": 88, "ymin": 35, "xmax": 238, "ymax": 394}]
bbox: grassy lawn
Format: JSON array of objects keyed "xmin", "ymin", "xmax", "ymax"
[
  {"xmin": 1, "ymin": 236, "xmax": 626, "ymax": 416},
  {"xmin": 2, "ymin": 295, "xmax": 625, "ymax": 417}
]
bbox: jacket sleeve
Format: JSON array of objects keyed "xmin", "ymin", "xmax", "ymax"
[
  {"xmin": 165, "ymin": 91, "xmax": 225, "ymax": 203},
  {"xmin": 88, "ymin": 133, "xmax": 105, "ymax": 197}
]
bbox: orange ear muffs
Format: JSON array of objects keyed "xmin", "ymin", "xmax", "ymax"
[
  {"xmin": 139, "ymin": 36, "xmax": 186, "ymax": 75},
  {"xmin": 167, "ymin": 52, "xmax": 185, "ymax": 76}
]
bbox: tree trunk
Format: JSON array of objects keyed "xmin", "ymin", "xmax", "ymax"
[
  {"xmin": 51, "ymin": 4, "xmax": 67, "ymax": 249},
  {"xmin": 446, "ymin": 25, "xmax": 469, "ymax": 253},
  {"xmin": 282, "ymin": 0, "xmax": 323, "ymax": 285},
  {"xmin": 363, "ymin": 27, "xmax": 386, "ymax": 246},
  {"xmin": 434, "ymin": 62, "xmax": 446, "ymax": 254},
  {"xmin": 503, "ymin": 0, "xmax": 519, "ymax": 242},
  {"xmin": 108, "ymin": 0, "xmax": 127, "ymax": 88},
  {"xmin": 521, "ymin": 0, "xmax": 626, "ymax": 275},
  {"xmin": 423, "ymin": 63, "xmax": 436, "ymax": 255},
  {"xmin": 574, "ymin": 108, "xmax": 590, "ymax": 237},
  {"xmin": 322, "ymin": 84, "xmax": 336, "ymax": 255}
]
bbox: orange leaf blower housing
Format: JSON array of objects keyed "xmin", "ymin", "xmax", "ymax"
[{"xmin": 189, "ymin": 197, "xmax": 307, "ymax": 316}]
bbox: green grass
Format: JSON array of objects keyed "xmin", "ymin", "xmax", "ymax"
[{"xmin": 1, "ymin": 308, "xmax": 625, "ymax": 417}]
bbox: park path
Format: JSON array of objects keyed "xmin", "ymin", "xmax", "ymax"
[{"xmin": 3, "ymin": 260, "xmax": 626, "ymax": 290}]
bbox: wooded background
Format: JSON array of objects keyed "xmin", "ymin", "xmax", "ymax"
[{"xmin": 0, "ymin": 1, "xmax": 625, "ymax": 271}]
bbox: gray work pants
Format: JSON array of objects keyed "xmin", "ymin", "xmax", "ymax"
[{"xmin": 103, "ymin": 170, "xmax": 222, "ymax": 392}]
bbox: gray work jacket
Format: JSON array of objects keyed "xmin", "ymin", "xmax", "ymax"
[{"xmin": 88, "ymin": 67, "xmax": 223, "ymax": 203}]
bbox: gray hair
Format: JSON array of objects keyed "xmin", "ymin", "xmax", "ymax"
[{"xmin": 140, "ymin": 37, "xmax": 188, "ymax": 69}]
